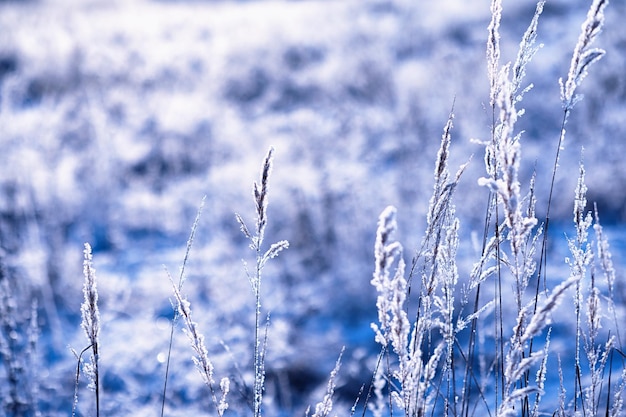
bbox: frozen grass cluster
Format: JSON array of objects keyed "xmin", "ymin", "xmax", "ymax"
[{"xmin": 1, "ymin": 0, "xmax": 625, "ymax": 416}]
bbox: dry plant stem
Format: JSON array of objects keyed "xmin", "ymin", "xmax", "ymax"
[
  {"xmin": 539, "ymin": 3, "xmax": 609, "ymax": 405},
  {"xmin": 236, "ymin": 147, "xmax": 288, "ymax": 417},
  {"xmin": 385, "ymin": 349, "xmax": 393, "ymax": 417},
  {"xmin": 594, "ymin": 206, "xmax": 624, "ymax": 359},
  {"xmin": 407, "ymin": 100, "xmax": 459, "ymax": 289},
  {"xmin": 165, "ymin": 198, "xmax": 230, "ymax": 416},
  {"xmin": 252, "ymin": 257, "xmax": 264, "ymax": 417},
  {"xmin": 252, "ymin": 150, "xmax": 272, "ymax": 417},
  {"xmin": 486, "ymin": 0, "xmax": 504, "ymax": 407},
  {"xmin": 349, "ymin": 383, "xmax": 365, "ymax": 417},
  {"xmin": 498, "ymin": 272, "xmax": 579, "ymax": 417},
  {"xmin": 363, "ymin": 347, "xmax": 386, "ymax": 417},
  {"xmin": 71, "ymin": 345, "xmax": 92, "ymax": 417},
  {"xmin": 310, "ymin": 347, "xmax": 344, "ymax": 417},
  {"xmin": 568, "ymin": 159, "xmax": 594, "ymax": 413},
  {"xmin": 160, "ymin": 197, "xmax": 205, "ymax": 417},
  {"xmin": 535, "ymin": 112, "xmax": 568, "ymax": 318},
  {"xmin": 462, "ymin": 194, "xmax": 497, "ymax": 417},
  {"xmin": 371, "ymin": 109, "xmax": 465, "ymax": 416},
  {"xmin": 574, "ymin": 163, "xmax": 614, "ymax": 416},
  {"xmin": 170, "ymin": 273, "xmax": 226, "ymax": 416},
  {"xmin": 480, "ymin": 1, "xmax": 548, "ymax": 413},
  {"xmin": 81, "ymin": 243, "xmax": 100, "ymax": 417},
  {"xmin": 609, "ymin": 366, "xmax": 626, "ymax": 416}
]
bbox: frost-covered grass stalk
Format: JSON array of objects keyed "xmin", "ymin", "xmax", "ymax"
[
  {"xmin": 170, "ymin": 275, "xmax": 229, "ymax": 416},
  {"xmin": 568, "ymin": 160, "xmax": 593, "ymax": 412},
  {"xmin": 161, "ymin": 197, "xmax": 205, "ymax": 417},
  {"xmin": 559, "ymin": 0, "xmax": 609, "ymax": 112},
  {"xmin": 482, "ymin": 0, "xmax": 544, "ymax": 406},
  {"xmin": 306, "ymin": 348, "xmax": 344, "ymax": 417},
  {"xmin": 371, "ymin": 204, "xmax": 443, "ymax": 416},
  {"xmin": 79, "ymin": 243, "xmax": 100, "ymax": 417},
  {"xmin": 593, "ymin": 207, "xmax": 623, "ymax": 355},
  {"xmin": 236, "ymin": 147, "xmax": 289, "ymax": 417},
  {"xmin": 544, "ymin": 0, "xmax": 609, "ymax": 265},
  {"xmin": 526, "ymin": 15, "xmax": 613, "ymax": 404},
  {"xmin": 479, "ymin": 1, "xmax": 546, "ymax": 412},
  {"xmin": 370, "ymin": 110, "xmax": 468, "ymax": 417},
  {"xmin": 565, "ymin": 160, "xmax": 617, "ymax": 416},
  {"xmin": 165, "ymin": 197, "xmax": 230, "ymax": 416}
]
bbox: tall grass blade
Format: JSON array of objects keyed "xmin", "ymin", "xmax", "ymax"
[{"xmin": 160, "ymin": 196, "xmax": 205, "ymax": 417}]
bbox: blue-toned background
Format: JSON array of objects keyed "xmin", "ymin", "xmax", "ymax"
[{"xmin": 0, "ymin": 0, "xmax": 624, "ymax": 415}]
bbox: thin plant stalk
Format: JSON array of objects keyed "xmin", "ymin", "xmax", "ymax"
[
  {"xmin": 236, "ymin": 147, "xmax": 289, "ymax": 417},
  {"xmin": 537, "ymin": 0, "xmax": 609, "ymax": 361},
  {"xmin": 160, "ymin": 197, "xmax": 205, "ymax": 417},
  {"xmin": 170, "ymin": 272, "xmax": 227, "ymax": 416},
  {"xmin": 163, "ymin": 196, "xmax": 230, "ymax": 416},
  {"xmin": 71, "ymin": 345, "xmax": 92, "ymax": 417},
  {"xmin": 80, "ymin": 243, "xmax": 100, "ymax": 417}
]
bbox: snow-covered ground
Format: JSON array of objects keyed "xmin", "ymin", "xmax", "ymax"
[{"xmin": 0, "ymin": 0, "xmax": 625, "ymax": 415}]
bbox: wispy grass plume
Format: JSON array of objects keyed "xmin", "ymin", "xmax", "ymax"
[
  {"xmin": 371, "ymin": 112, "xmax": 468, "ymax": 416},
  {"xmin": 543, "ymin": 0, "xmax": 609, "ymax": 283},
  {"xmin": 307, "ymin": 347, "xmax": 344, "ymax": 417},
  {"xmin": 236, "ymin": 147, "xmax": 289, "ymax": 417},
  {"xmin": 560, "ymin": 0, "xmax": 609, "ymax": 111},
  {"xmin": 487, "ymin": 0, "xmax": 502, "ymax": 107},
  {"xmin": 170, "ymin": 273, "xmax": 229, "ymax": 416}
]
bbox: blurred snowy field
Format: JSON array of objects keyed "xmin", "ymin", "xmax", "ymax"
[{"xmin": 1, "ymin": 0, "xmax": 625, "ymax": 415}]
